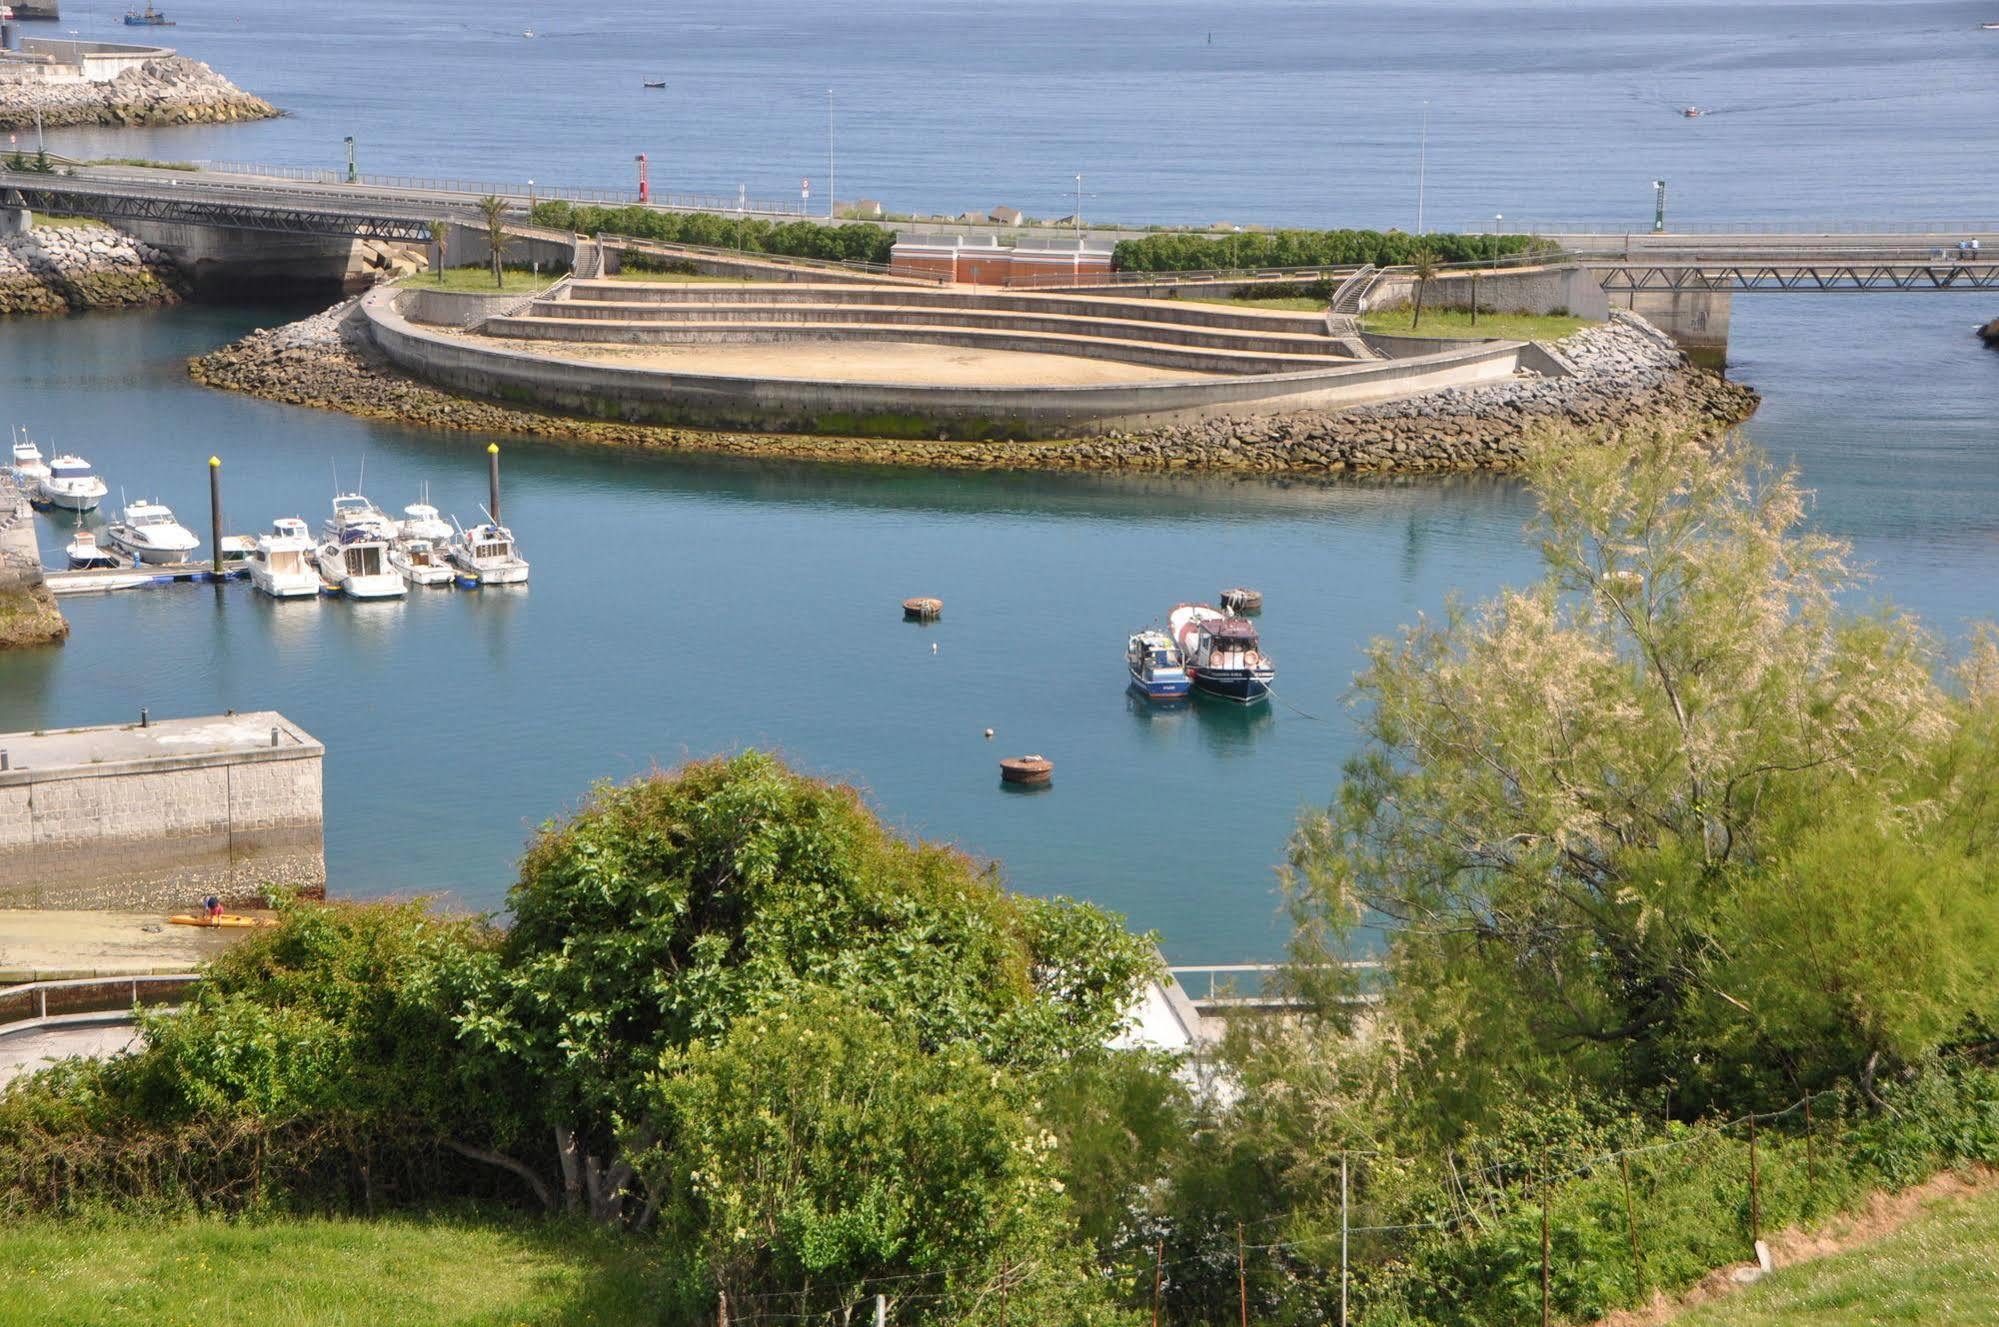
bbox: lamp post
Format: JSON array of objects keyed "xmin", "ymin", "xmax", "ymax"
[
  {"xmin": 527, "ymin": 178, "xmax": 535, "ymax": 213},
  {"xmin": 1416, "ymin": 100, "xmax": 1429, "ymax": 234},
  {"xmin": 826, "ymin": 88, "xmax": 836, "ymax": 220},
  {"xmin": 344, "ymin": 135, "xmax": 356, "ymax": 184},
  {"xmin": 1652, "ymin": 179, "xmax": 1667, "ymax": 234},
  {"xmin": 1493, "ymin": 213, "xmax": 1503, "ymax": 268},
  {"xmin": 1074, "ymin": 173, "xmax": 1084, "ymax": 232}
]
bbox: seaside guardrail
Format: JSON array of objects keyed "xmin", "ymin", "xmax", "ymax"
[
  {"xmin": 191, "ymin": 160, "xmax": 810, "ymax": 218},
  {"xmin": 0, "ymin": 973, "xmax": 199, "ymax": 1034}
]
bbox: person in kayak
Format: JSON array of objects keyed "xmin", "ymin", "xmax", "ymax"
[{"xmin": 203, "ymin": 895, "xmax": 224, "ymax": 923}]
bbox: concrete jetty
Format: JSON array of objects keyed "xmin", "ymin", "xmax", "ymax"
[{"xmin": 0, "ymin": 711, "xmax": 324, "ymax": 910}]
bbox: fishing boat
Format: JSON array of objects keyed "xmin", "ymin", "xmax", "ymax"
[
  {"xmin": 248, "ymin": 517, "xmax": 321, "ymax": 598},
  {"xmin": 64, "ymin": 528, "xmax": 119, "ymax": 570},
  {"xmin": 9, "ymin": 430, "xmax": 50, "ymax": 486},
  {"xmin": 316, "ymin": 528, "xmax": 406, "ymax": 599},
  {"xmin": 643, "ymin": 80, "xmax": 667, "ymax": 89},
  {"xmin": 398, "ymin": 491, "xmax": 454, "ymax": 544},
  {"xmin": 1126, "ymin": 628, "xmax": 1192, "ymax": 702},
  {"xmin": 448, "ymin": 518, "xmax": 530, "ymax": 586},
  {"xmin": 36, "ymin": 454, "xmax": 107, "ymax": 513},
  {"xmin": 122, "ymin": 2, "xmax": 173, "ymax": 23},
  {"xmin": 1169, "ymin": 602, "xmax": 1275, "ymax": 705},
  {"xmin": 390, "ymin": 536, "xmax": 456, "ymax": 587},
  {"xmin": 105, "ymin": 500, "xmax": 199, "ymax": 565},
  {"xmin": 323, "ymin": 491, "xmax": 398, "ymax": 543},
  {"xmin": 1680, "ymin": 106, "xmax": 1704, "ymax": 118}
]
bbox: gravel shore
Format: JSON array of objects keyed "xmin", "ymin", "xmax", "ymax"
[{"xmin": 188, "ymin": 302, "xmax": 1759, "ymax": 476}]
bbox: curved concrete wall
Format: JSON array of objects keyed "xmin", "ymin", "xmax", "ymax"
[{"xmin": 363, "ymin": 288, "xmax": 1538, "ymax": 440}]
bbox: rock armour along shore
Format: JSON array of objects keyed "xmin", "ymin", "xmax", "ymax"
[
  {"xmin": 188, "ymin": 302, "xmax": 1760, "ymax": 476},
  {"xmin": 0, "ymin": 55, "xmax": 275, "ymax": 129},
  {"xmin": 0, "ymin": 223, "xmax": 185, "ymax": 315}
]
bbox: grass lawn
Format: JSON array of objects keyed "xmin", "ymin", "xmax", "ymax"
[
  {"xmin": 401, "ymin": 268, "xmax": 555, "ymax": 294},
  {"xmin": 0, "ymin": 1214, "xmax": 670, "ymax": 1327},
  {"xmin": 1674, "ymin": 1183, "xmax": 1999, "ymax": 1327},
  {"xmin": 30, "ymin": 214, "xmax": 110, "ymax": 230},
  {"xmin": 1183, "ymin": 295, "xmax": 1329, "ymax": 312},
  {"xmin": 608, "ymin": 270, "xmax": 757, "ymax": 284},
  {"xmin": 1361, "ymin": 308, "xmax": 1595, "ymax": 342}
]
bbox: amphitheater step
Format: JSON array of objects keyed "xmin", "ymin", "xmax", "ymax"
[
  {"xmin": 481, "ymin": 316, "xmax": 1352, "ymax": 377},
  {"xmin": 561, "ymin": 280, "xmax": 1335, "ymax": 336},
  {"xmin": 525, "ymin": 299, "xmax": 1357, "ymax": 358}
]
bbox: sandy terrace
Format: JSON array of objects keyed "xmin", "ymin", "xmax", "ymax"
[{"xmin": 450, "ymin": 334, "xmax": 1217, "ymax": 387}]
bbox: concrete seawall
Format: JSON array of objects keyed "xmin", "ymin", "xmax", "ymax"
[
  {"xmin": 363, "ymin": 286, "xmax": 1541, "ymax": 438},
  {"xmin": 0, "ymin": 712, "xmax": 325, "ymax": 910}
]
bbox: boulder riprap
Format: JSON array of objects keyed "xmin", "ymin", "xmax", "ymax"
[
  {"xmin": 0, "ymin": 223, "xmax": 186, "ymax": 315},
  {"xmin": 189, "ymin": 305, "xmax": 1759, "ymax": 476},
  {"xmin": 0, "ymin": 584, "xmax": 69, "ymax": 649},
  {"xmin": 0, "ymin": 55, "xmax": 276, "ymax": 129}
]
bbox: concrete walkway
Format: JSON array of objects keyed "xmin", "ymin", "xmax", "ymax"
[{"xmin": 0, "ymin": 1021, "xmax": 143, "ymax": 1086}]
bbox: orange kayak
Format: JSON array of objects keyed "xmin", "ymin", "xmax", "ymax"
[{"xmin": 168, "ymin": 913, "xmax": 277, "ymax": 929}]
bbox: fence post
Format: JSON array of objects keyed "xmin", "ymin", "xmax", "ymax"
[
  {"xmin": 717, "ymin": 1288, "xmax": 728, "ymax": 1327},
  {"xmin": 1151, "ymin": 1239, "xmax": 1164, "ymax": 1327},
  {"xmin": 1237, "ymin": 1223, "xmax": 1248, "ymax": 1327},
  {"xmin": 1748, "ymin": 1112, "xmax": 1761, "ymax": 1251},
  {"xmin": 1620, "ymin": 1152, "xmax": 1642, "ymax": 1286},
  {"xmin": 1340, "ymin": 1151, "xmax": 1350, "ymax": 1327},
  {"xmin": 1804, "ymin": 1095, "xmax": 1816, "ymax": 1197},
  {"xmin": 874, "ymin": 1293, "xmax": 886, "ymax": 1327},
  {"xmin": 1540, "ymin": 1160, "xmax": 1552, "ymax": 1327}
]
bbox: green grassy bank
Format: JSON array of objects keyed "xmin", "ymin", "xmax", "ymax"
[
  {"xmin": 1676, "ymin": 1182, "xmax": 1999, "ymax": 1327},
  {"xmin": 0, "ymin": 1214, "xmax": 667, "ymax": 1327}
]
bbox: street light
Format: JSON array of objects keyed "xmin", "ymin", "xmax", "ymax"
[
  {"xmin": 1652, "ymin": 179, "xmax": 1667, "ymax": 234},
  {"xmin": 527, "ymin": 178, "xmax": 536, "ymax": 212},
  {"xmin": 343, "ymin": 136, "xmax": 356, "ymax": 185},
  {"xmin": 826, "ymin": 88, "xmax": 835, "ymax": 221},
  {"xmin": 1493, "ymin": 213, "xmax": 1503, "ymax": 267}
]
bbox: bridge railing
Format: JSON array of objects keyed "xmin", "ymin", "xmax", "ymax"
[
  {"xmin": 192, "ymin": 160, "xmax": 810, "ymax": 218},
  {"xmin": 1166, "ymin": 961, "xmax": 1381, "ymax": 1008},
  {"xmin": 0, "ymin": 973, "xmax": 200, "ymax": 1033}
]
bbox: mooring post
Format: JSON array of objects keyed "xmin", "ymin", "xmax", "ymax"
[
  {"xmin": 487, "ymin": 442, "xmax": 501, "ymax": 523},
  {"xmin": 208, "ymin": 456, "xmax": 223, "ymax": 579}
]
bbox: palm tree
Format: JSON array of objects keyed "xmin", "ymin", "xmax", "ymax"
[
  {"xmin": 427, "ymin": 219, "xmax": 448, "ymax": 283},
  {"xmin": 1409, "ymin": 248, "xmax": 1439, "ymax": 331},
  {"xmin": 476, "ymin": 195, "xmax": 509, "ymax": 288}
]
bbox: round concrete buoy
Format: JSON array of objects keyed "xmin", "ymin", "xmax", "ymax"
[
  {"xmin": 999, "ymin": 755, "xmax": 1053, "ymax": 786},
  {"xmin": 1221, "ymin": 587, "xmax": 1264, "ymax": 615},
  {"xmin": 903, "ymin": 596, "xmax": 943, "ymax": 621},
  {"xmin": 983, "ymin": 727, "xmax": 995, "ymax": 739}
]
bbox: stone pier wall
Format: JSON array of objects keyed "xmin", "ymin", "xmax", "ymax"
[{"xmin": 0, "ymin": 715, "xmax": 325, "ymax": 911}]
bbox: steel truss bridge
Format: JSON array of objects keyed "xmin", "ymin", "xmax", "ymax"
[
  {"xmin": 1594, "ymin": 257, "xmax": 1999, "ymax": 293},
  {"xmin": 0, "ymin": 170, "xmax": 445, "ymax": 241}
]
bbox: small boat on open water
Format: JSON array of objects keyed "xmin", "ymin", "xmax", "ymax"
[
  {"xmin": 449, "ymin": 519, "xmax": 530, "ymax": 586},
  {"xmin": 1127, "ymin": 629, "xmax": 1192, "ymax": 702},
  {"xmin": 249, "ymin": 518, "xmax": 321, "ymax": 598},
  {"xmin": 1169, "ymin": 602, "xmax": 1275, "ymax": 705},
  {"xmin": 105, "ymin": 500, "xmax": 199, "ymax": 565}
]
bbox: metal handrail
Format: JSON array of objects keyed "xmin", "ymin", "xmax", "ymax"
[
  {"xmin": 0, "ymin": 973, "xmax": 200, "ymax": 1031},
  {"xmin": 1491, "ymin": 220, "xmax": 1999, "ymax": 236},
  {"xmin": 191, "ymin": 160, "xmax": 810, "ymax": 218}
]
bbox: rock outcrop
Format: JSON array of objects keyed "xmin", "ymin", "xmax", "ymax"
[
  {"xmin": 190, "ymin": 304, "xmax": 1759, "ymax": 476},
  {"xmin": 0, "ymin": 54, "xmax": 275, "ymax": 129},
  {"xmin": 0, "ymin": 223, "xmax": 185, "ymax": 315},
  {"xmin": 0, "ymin": 584, "xmax": 69, "ymax": 649},
  {"xmin": 1979, "ymin": 316, "xmax": 1998, "ymax": 346}
]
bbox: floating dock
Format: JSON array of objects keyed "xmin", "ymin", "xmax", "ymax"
[{"xmin": 43, "ymin": 562, "xmax": 249, "ymax": 597}]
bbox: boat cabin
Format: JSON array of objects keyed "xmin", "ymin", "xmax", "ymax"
[{"xmin": 346, "ymin": 543, "xmax": 388, "ymax": 577}]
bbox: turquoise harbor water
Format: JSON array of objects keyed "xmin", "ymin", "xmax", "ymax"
[
  {"xmin": 1, "ymin": 298, "xmax": 1994, "ymax": 960},
  {"xmin": 5, "ymin": 0, "xmax": 1997, "ymax": 957}
]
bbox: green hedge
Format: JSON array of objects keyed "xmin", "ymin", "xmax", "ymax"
[
  {"xmin": 529, "ymin": 201, "xmax": 895, "ymax": 266},
  {"xmin": 1113, "ymin": 228, "xmax": 1552, "ymax": 273}
]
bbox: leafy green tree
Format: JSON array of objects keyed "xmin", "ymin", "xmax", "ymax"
[
  {"xmin": 476, "ymin": 195, "xmax": 508, "ymax": 287},
  {"xmin": 643, "ymin": 989, "xmax": 1125, "ymax": 1323},
  {"xmin": 456, "ymin": 751, "xmax": 1156, "ymax": 1227},
  {"xmin": 1287, "ymin": 423, "xmax": 1999, "ymax": 1126}
]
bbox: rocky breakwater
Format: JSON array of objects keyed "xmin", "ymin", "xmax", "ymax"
[
  {"xmin": 0, "ymin": 54, "xmax": 275, "ymax": 129},
  {"xmin": 0, "ymin": 222, "xmax": 185, "ymax": 315},
  {"xmin": 0, "ymin": 478, "xmax": 65, "ymax": 650},
  {"xmin": 190, "ymin": 304, "xmax": 1758, "ymax": 476}
]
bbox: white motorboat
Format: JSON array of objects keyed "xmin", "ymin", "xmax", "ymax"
[
  {"xmin": 36, "ymin": 454, "xmax": 108, "ymax": 513},
  {"xmin": 399, "ymin": 491, "xmax": 454, "ymax": 544},
  {"xmin": 9, "ymin": 430, "xmax": 50, "ymax": 485},
  {"xmin": 249, "ymin": 517, "xmax": 322, "ymax": 598},
  {"xmin": 316, "ymin": 530, "xmax": 407, "ymax": 599},
  {"xmin": 323, "ymin": 492, "xmax": 398, "ymax": 544},
  {"xmin": 104, "ymin": 500, "xmax": 200, "ymax": 565},
  {"xmin": 390, "ymin": 535, "xmax": 456, "ymax": 587},
  {"xmin": 448, "ymin": 519, "xmax": 530, "ymax": 586},
  {"xmin": 64, "ymin": 528, "xmax": 120, "ymax": 570}
]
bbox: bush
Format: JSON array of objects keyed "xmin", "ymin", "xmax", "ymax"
[
  {"xmin": 1113, "ymin": 229, "xmax": 1552, "ymax": 273},
  {"xmin": 531, "ymin": 201, "xmax": 895, "ymax": 266}
]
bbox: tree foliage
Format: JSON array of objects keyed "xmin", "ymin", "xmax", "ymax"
[
  {"xmin": 1113, "ymin": 228, "xmax": 1550, "ymax": 273},
  {"xmin": 529, "ymin": 201, "xmax": 896, "ymax": 266},
  {"xmin": 1288, "ymin": 423, "xmax": 1999, "ymax": 1126}
]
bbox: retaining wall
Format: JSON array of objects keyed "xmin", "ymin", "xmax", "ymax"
[
  {"xmin": 1362, "ymin": 264, "xmax": 1612, "ymax": 320},
  {"xmin": 0, "ymin": 712, "xmax": 325, "ymax": 910},
  {"xmin": 363, "ymin": 287, "xmax": 1541, "ymax": 439}
]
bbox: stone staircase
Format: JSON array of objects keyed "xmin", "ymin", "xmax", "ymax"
[{"xmin": 480, "ymin": 281, "xmax": 1364, "ymax": 376}]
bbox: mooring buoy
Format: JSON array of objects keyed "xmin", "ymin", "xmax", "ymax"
[
  {"xmin": 999, "ymin": 755, "xmax": 1053, "ymax": 786},
  {"xmin": 1220, "ymin": 586, "xmax": 1264, "ymax": 614},
  {"xmin": 903, "ymin": 596, "xmax": 943, "ymax": 621}
]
